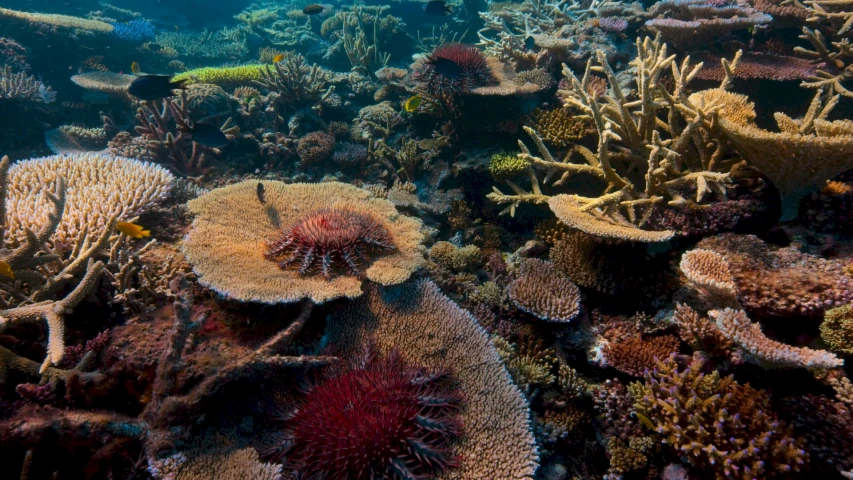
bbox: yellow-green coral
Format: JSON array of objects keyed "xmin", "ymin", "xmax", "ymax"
[
  {"xmin": 493, "ymin": 335, "xmax": 557, "ymax": 389},
  {"xmin": 428, "ymin": 241, "xmax": 482, "ymax": 272},
  {"xmin": 489, "ymin": 152, "xmax": 528, "ymax": 180},
  {"xmin": 821, "ymin": 305, "xmax": 853, "ymax": 355},
  {"xmin": 173, "ymin": 64, "xmax": 269, "ymax": 87},
  {"xmin": 527, "ymin": 108, "xmax": 594, "ymax": 148}
]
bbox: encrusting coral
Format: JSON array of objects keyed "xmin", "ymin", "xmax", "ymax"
[
  {"xmin": 182, "ymin": 181, "xmax": 425, "ymax": 304},
  {"xmin": 507, "ymin": 258, "xmax": 581, "ymax": 323},
  {"xmin": 636, "ymin": 354, "xmax": 807, "ymax": 479},
  {"xmin": 325, "ymin": 280, "xmax": 539, "ymax": 479}
]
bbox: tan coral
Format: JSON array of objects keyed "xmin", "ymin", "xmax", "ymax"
[
  {"xmin": 548, "ymin": 195, "xmax": 675, "ymax": 242},
  {"xmin": 182, "ymin": 181, "xmax": 425, "ymax": 304},
  {"xmin": 527, "ymin": 108, "xmax": 594, "ymax": 147},
  {"xmin": 172, "ymin": 448, "xmax": 281, "ymax": 480},
  {"xmin": 679, "ymin": 248, "xmax": 736, "ymax": 297},
  {"xmin": 70, "ymin": 72, "xmax": 134, "ymax": 98},
  {"xmin": 0, "ymin": 7, "xmax": 115, "ymax": 33},
  {"xmin": 6, "ymin": 153, "xmax": 173, "ymax": 249},
  {"xmin": 325, "ymin": 280, "xmax": 539, "ymax": 479},
  {"xmin": 711, "ymin": 308, "xmax": 844, "ymax": 369},
  {"xmin": 602, "ymin": 335, "xmax": 680, "ymax": 376},
  {"xmin": 507, "ymin": 258, "xmax": 581, "ymax": 323}
]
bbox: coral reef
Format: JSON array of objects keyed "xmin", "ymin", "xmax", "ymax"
[
  {"xmin": 182, "ymin": 181, "xmax": 425, "ymax": 304},
  {"xmin": 822, "ymin": 305, "xmax": 853, "ymax": 355},
  {"xmin": 507, "ymin": 258, "xmax": 581, "ymax": 323}
]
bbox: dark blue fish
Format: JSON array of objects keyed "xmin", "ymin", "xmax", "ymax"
[
  {"xmin": 425, "ymin": 0, "xmax": 453, "ymax": 16},
  {"xmin": 128, "ymin": 74, "xmax": 187, "ymax": 100},
  {"xmin": 257, "ymin": 182, "xmax": 266, "ymax": 204},
  {"xmin": 428, "ymin": 56, "xmax": 461, "ymax": 79},
  {"xmin": 525, "ymin": 36, "xmax": 536, "ymax": 52},
  {"xmin": 185, "ymin": 123, "xmax": 229, "ymax": 148}
]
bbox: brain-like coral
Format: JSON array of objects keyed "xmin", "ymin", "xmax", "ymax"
[
  {"xmin": 507, "ymin": 258, "xmax": 581, "ymax": 323},
  {"xmin": 325, "ymin": 280, "xmax": 539, "ymax": 479},
  {"xmin": 264, "ymin": 207, "xmax": 395, "ymax": 279},
  {"xmin": 182, "ymin": 181, "xmax": 425, "ymax": 304},
  {"xmin": 271, "ymin": 348, "xmax": 462, "ymax": 479},
  {"xmin": 7, "ymin": 153, "xmax": 174, "ymax": 248},
  {"xmin": 412, "ymin": 43, "xmax": 498, "ymax": 96}
]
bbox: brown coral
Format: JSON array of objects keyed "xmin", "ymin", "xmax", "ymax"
[
  {"xmin": 601, "ymin": 335, "xmax": 680, "ymax": 377},
  {"xmin": 507, "ymin": 258, "xmax": 581, "ymax": 323},
  {"xmin": 821, "ymin": 305, "xmax": 853, "ymax": 355},
  {"xmin": 527, "ymin": 108, "xmax": 594, "ymax": 147},
  {"xmin": 325, "ymin": 280, "xmax": 539, "ymax": 479},
  {"xmin": 297, "ymin": 131, "xmax": 335, "ymax": 165},
  {"xmin": 182, "ymin": 181, "xmax": 425, "ymax": 304}
]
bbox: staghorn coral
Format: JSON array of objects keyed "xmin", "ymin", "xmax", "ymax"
[
  {"xmin": 526, "ymin": 108, "xmax": 594, "ymax": 147},
  {"xmin": 0, "ymin": 7, "xmax": 114, "ymax": 33},
  {"xmin": 324, "ymin": 280, "xmax": 539, "ymax": 479},
  {"xmin": 269, "ymin": 348, "xmax": 462, "ymax": 479},
  {"xmin": 1, "ymin": 66, "xmax": 54, "ymax": 103},
  {"xmin": 821, "ymin": 305, "xmax": 853, "ymax": 355},
  {"xmin": 672, "ymin": 303, "xmax": 733, "ymax": 357},
  {"xmin": 296, "ymin": 131, "xmax": 335, "ymax": 165},
  {"xmin": 711, "ymin": 308, "xmax": 844, "ymax": 369},
  {"xmin": 254, "ymin": 52, "xmax": 333, "ymax": 112},
  {"xmin": 182, "ymin": 181, "xmax": 425, "ymax": 304},
  {"xmin": 601, "ymin": 335, "xmax": 680, "ymax": 376},
  {"xmin": 636, "ymin": 354, "xmax": 807, "ymax": 479},
  {"xmin": 488, "ymin": 35, "xmax": 734, "ymax": 241},
  {"xmin": 507, "ymin": 258, "xmax": 581, "ymax": 323},
  {"xmin": 6, "ymin": 153, "xmax": 174, "ymax": 249},
  {"xmin": 696, "ymin": 233, "xmax": 853, "ymax": 318}
]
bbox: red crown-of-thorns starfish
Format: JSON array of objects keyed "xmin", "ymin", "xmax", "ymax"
[
  {"xmin": 264, "ymin": 206, "xmax": 396, "ymax": 279},
  {"xmin": 267, "ymin": 348, "xmax": 463, "ymax": 479}
]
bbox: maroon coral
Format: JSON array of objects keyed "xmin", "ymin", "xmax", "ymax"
[
  {"xmin": 696, "ymin": 53, "xmax": 820, "ymax": 81},
  {"xmin": 696, "ymin": 233, "xmax": 853, "ymax": 318},
  {"xmin": 270, "ymin": 348, "xmax": 462, "ymax": 479},
  {"xmin": 264, "ymin": 206, "xmax": 395, "ymax": 279},
  {"xmin": 601, "ymin": 335, "xmax": 680, "ymax": 377},
  {"xmin": 412, "ymin": 43, "xmax": 498, "ymax": 96},
  {"xmin": 297, "ymin": 131, "xmax": 335, "ymax": 165}
]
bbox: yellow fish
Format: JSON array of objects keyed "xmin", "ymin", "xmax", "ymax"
[
  {"xmin": 116, "ymin": 221, "xmax": 151, "ymax": 239},
  {"xmin": 272, "ymin": 53, "xmax": 285, "ymax": 63},
  {"xmin": 404, "ymin": 95, "xmax": 422, "ymax": 113},
  {"xmin": 635, "ymin": 412, "xmax": 656, "ymax": 431},
  {"xmin": 131, "ymin": 61, "xmax": 141, "ymax": 75},
  {"xmin": 0, "ymin": 260, "xmax": 14, "ymax": 279}
]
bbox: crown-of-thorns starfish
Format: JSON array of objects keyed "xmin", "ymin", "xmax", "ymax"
[{"xmin": 264, "ymin": 206, "xmax": 396, "ymax": 279}]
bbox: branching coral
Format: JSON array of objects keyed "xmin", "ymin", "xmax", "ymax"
[
  {"xmin": 488, "ymin": 35, "xmax": 738, "ymax": 241},
  {"xmin": 507, "ymin": 258, "xmax": 581, "ymax": 323},
  {"xmin": 601, "ymin": 335, "xmax": 680, "ymax": 376},
  {"xmin": 821, "ymin": 305, "xmax": 853, "ymax": 355},
  {"xmin": 182, "ymin": 181, "xmax": 425, "ymax": 304},
  {"xmin": 325, "ymin": 280, "xmax": 539, "ymax": 479},
  {"xmin": 337, "ymin": 6, "xmax": 391, "ymax": 77},
  {"xmin": 636, "ymin": 354, "xmax": 807, "ymax": 479},
  {"xmin": 493, "ymin": 334, "xmax": 558, "ymax": 389},
  {"xmin": 254, "ymin": 52, "xmax": 333, "ymax": 113},
  {"xmin": 1, "ymin": 66, "xmax": 54, "ymax": 103}
]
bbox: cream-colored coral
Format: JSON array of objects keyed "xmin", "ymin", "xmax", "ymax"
[
  {"xmin": 183, "ymin": 181, "xmax": 426, "ymax": 304},
  {"xmin": 679, "ymin": 248, "xmax": 736, "ymax": 297},
  {"xmin": 174, "ymin": 448, "xmax": 281, "ymax": 480},
  {"xmin": 548, "ymin": 195, "xmax": 675, "ymax": 242},
  {"xmin": 507, "ymin": 258, "xmax": 581, "ymax": 323},
  {"xmin": 325, "ymin": 280, "xmax": 539, "ymax": 479},
  {"xmin": 70, "ymin": 72, "xmax": 134, "ymax": 98},
  {"xmin": 692, "ymin": 88, "xmax": 853, "ymax": 202},
  {"xmin": 0, "ymin": 7, "xmax": 115, "ymax": 33},
  {"xmin": 6, "ymin": 153, "xmax": 174, "ymax": 249},
  {"xmin": 711, "ymin": 308, "xmax": 844, "ymax": 369}
]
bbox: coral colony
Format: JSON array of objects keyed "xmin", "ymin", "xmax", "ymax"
[{"xmin": 3, "ymin": 0, "xmax": 853, "ymax": 478}]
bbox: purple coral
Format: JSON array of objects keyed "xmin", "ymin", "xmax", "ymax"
[{"xmin": 598, "ymin": 17, "xmax": 629, "ymax": 33}]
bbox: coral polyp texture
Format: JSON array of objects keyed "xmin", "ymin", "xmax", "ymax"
[
  {"xmin": 507, "ymin": 258, "xmax": 581, "ymax": 323},
  {"xmin": 6, "ymin": 153, "xmax": 174, "ymax": 248},
  {"xmin": 326, "ymin": 280, "xmax": 539, "ymax": 479},
  {"xmin": 264, "ymin": 207, "xmax": 395, "ymax": 279},
  {"xmin": 182, "ymin": 181, "xmax": 425, "ymax": 304},
  {"xmin": 272, "ymin": 348, "xmax": 462, "ymax": 479},
  {"xmin": 412, "ymin": 43, "xmax": 498, "ymax": 95}
]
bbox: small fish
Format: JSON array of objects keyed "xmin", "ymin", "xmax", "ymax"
[
  {"xmin": 130, "ymin": 61, "xmax": 141, "ymax": 75},
  {"xmin": 116, "ymin": 221, "xmax": 151, "ymax": 239},
  {"xmin": 635, "ymin": 412, "xmax": 656, "ymax": 431},
  {"xmin": 174, "ymin": 25, "xmax": 179, "ymax": 31},
  {"xmin": 404, "ymin": 95, "xmax": 422, "ymax": 112},
  {"xmin": 303, "ymin": 4, "xmax": 325, "ymax": 15},
  {"xmin": 272, "ymin": 53, "xmax": 285, "ymax": 63},
  {"xmin": 427, "ymin": 56, "xmax": 461, "ymax": 79},
  {"xmin": 524, "ymin": 35, "xmax": 536, "ymax": 52},
  {"xmin": 425, "ymin": 0, "xmax": 453, "ymax": 15},
  {"xmin": 183, "ymin": 123, "xmax": 229, "ymax": 148},
  {"xmin": 257, "ymin": 182, "xmax": 266, "ymax": 204},
  {"xmin": 128, "ymin": 74, "xmax": 188, "ymax": 101},
  {"xmin": 0, "ymin": 260, "xmax": 14, "ymax": 280}
]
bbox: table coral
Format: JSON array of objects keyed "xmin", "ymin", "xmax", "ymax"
[
  {"xmin": 182, "ymin": 181, "xmax": 425, "ymax": 304},
  {"xmin": 0, "ymin": 7, "xmax": 114, "ymax": 33},
  {"xmin": 507, "ymin": 258, "xmax": 581, "ymax": 323},
  {"xmin": 325, "ymin": 280, "xmax": 539, "ymax": 479},
  {"xmin": 636, "ymin": 354, "xmax": 807, "ymax": 479}
]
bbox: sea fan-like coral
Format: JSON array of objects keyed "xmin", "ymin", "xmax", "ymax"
[
  {"xmin": 264, "ymin": 207, "xmax": 395, "ymax": 279},
  {"xmin": 412, "ymin": 43, "xmax": 498, "ymax": 96},
  {"xmin": 270, "ymin": 348, "xmax": 462, "ymax": 479},
  {"xmin": 182, "ymin": 181, "xmax": 425, "ymax": 304}
]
